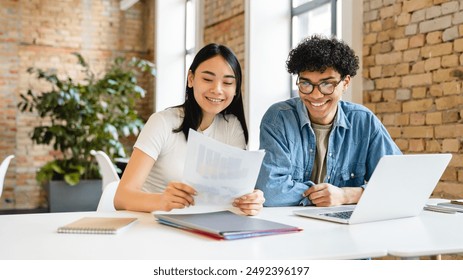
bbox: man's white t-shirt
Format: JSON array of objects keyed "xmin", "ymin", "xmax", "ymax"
[{"xmin": 134, "ymin": 107, "xmax": 246, "ymax": 193}]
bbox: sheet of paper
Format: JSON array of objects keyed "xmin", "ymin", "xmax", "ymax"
[{"xmin": 183, "ymin": 129, "xmax": 265, "ymax": 206}]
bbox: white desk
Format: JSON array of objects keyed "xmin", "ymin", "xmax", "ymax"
[{"xmin": 1, "ymin": 206, "xmax": 462, "ymax": 260}]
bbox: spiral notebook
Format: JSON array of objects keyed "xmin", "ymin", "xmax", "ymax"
[{"xmin": 57, "ymin": 217, "xmax": 137, "ymax": 234}]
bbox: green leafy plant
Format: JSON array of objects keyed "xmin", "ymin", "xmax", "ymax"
[{"xmin": 18, "ymin": 53, "xmax": 155, "ymax": 186}]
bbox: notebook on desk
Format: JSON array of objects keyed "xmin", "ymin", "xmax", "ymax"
[{"xmin": 293, "ymin": 154, "xmax": 452, "ymax": 224}]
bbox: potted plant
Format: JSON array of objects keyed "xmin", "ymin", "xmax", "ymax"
[{"xmin": 18, "ymin": 53, "xmax": 155, "ymax": 212}]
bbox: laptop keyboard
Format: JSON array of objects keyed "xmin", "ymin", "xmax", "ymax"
[{"xmin": 320, "ymin": 210, "xmax": 353, "ymax": 220}]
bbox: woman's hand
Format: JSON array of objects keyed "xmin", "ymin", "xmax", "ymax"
[
  {"xmin": 159, "ymin": 181, "xmax": 197, "ymax": 211},
  {"xmin": 233, "ymin": 189, "xmax": 265, "ymax": 216}
]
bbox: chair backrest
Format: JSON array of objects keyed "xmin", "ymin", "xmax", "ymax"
[
  {"xmin": 0, "ymin": 155, "xmax": 15, "ymax": 197},
  {"xmin": 96, "ymin": 181, "xmax": 118, "ymax": 212},
  {"xmin": 90, "ymin": 150, "xmax": 120, "ymax": 191}
]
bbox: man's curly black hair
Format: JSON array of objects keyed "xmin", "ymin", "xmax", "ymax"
[{"xmin": 286, "ymin": 34, "xmax": 359, "ymax": 78}]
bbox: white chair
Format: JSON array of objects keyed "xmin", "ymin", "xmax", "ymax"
[
  {"xmin": 0, "ymin": 155, "xmax": 15, "ymax": 197},
  {"xmin": 90, "ymin": 150, "xmax": 120, "ymax": 191},
  {"xmin": 96, "ymin": 181, "xmax": 118, "ymax": 212}
]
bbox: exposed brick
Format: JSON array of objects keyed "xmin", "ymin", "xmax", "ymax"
[
  {"xmin": 412, "ymin": 87, "xmax": 427, "ymax": 98},
  {"xmin": 419, "ymin": 15, "xmax": 452, "ymax": 33},
  {"xmin": 369, "ymin": 66, "xmax": 382, "ymax": 78},
  {"xmin": 397, "ymin": 13, "xmax": 411, "ymax": 26},
  {"xmin": 442, "ymin": 139, "xmax": 460, "ymax": 152},
  {"xmin": 455, "ymin": 37, "xmax": 463, "ymax": 52},
  {"xmin": 376, "ymin": 101, "xmax": 402, "ymax": 113},
  {"xmin": 411, "ymin": 9, "xmax": 426, "ymax": 23},
  {"xmin": 375, "ymin": 77, "xmax": 401, "ymax": 89},
  {"xmin": 433, "ymin": 68, "xmax": 457, "ymax": 82},
  {"xmin": 395, "ymin": 63, "xmax": 410, "ymax": 75},
  {"xmin": 443, "ymin": 110, "xmax": 460, "ymax": 123},
  {"xmin": 430, "ymin": 84, "xmax": 444, "ymax": 96},
  {"xmin": 426, "ymin": 139, "xmax": 442, "ymax": 152},
  {"xmin": 402, "ymin": 126, "xmax": 434, "ymax": 138},
  {"xmin": 364, "ymin": 33, "xmax": 378, "ymax": 45},
  {"xmin": 442, "ymin": 1, "xmax": 460, "ymax": 15},
  {"xmin": 410, "ymin": 113, "xmax": 426, "ymax": 125},
  {"xmin": 403, "ymin": 48, "xmax": 421, "ymax": 62},
  {"xmin": 426, "ymin": 111, "xmax": 443, "ymax": 124},
  {"xmin": 433, "ymin": 182, "xmax": 463, "ymax": 199},
  {"xmin": 442, "ymin": 81, "xmax": 462, "ymax": 95},
  {"xmin": 441, "ymin": 167, "xmax": 458, "ymax": 181},
  {"xmin": 405, "ymin": 23, "xmax": 418, "ymax": 35},
  {"xmin": 409, "ymin": 34, "xmax": 426, "ymax": 47},
  {"xmin": 411, "ymin": 61, "xmax": 425, "ymax": 74},
  {"xmin": 441, "ymin": 54, "xmax": 459, "ymax": 67},
  {"xmin": 394, "ymin": 38, "xmax": 409, "ymax": 51},
  {"xmin": 425, "ymin": 5, "xmax": 442, "ymax": 20},
  {"xmin": 402, "ymin": 73, "xmax": 433, "ymax": 87},
  {"xmin": 426, "ymin": 31, "xmax": 443, "ymax": 44},
  {"xmin": 443, "ymin": 26, "xmax": 460, "ymax": 41},
  {"xmin": 396, "ymin": 88, "xmax": 411, "ymax": 100},
  {"xmin": 424, "ymin": 57, "xmax": 441, "ymax": 71},
  {"xmin": 435, "ymin": 95, "xmax": 463, "ymax": 110},
  {"xmin": 435, "ymin": 124, "xmax": 463, "ymax": 138},
  {"xmin": 403, "ymin": 0, "xmax": 433, "ymax": 13},
  {"xmin": 409, "ymin": 139, "xmax": 426, "ymax": 151},
  {"xmin": 403, "ymin": 98, "xmax": 434, "ymax": 112},
  {"xmin": 375, "ymin": 52, "xmax": 402, "ymax": 65},
  {"xmin": 395, "ymin": 139, "xmax": 409, "ymax": 150},
  {"xmin": 387, "ymin": 126, "xmax": 402, "ymax": 138},
  {"xmin": 383, "ymin": 65, "xmax": 396, "ymax": 77},
  {"xmin": 420, "ymin": 42, "xmax": 453, "ymax": 58}
]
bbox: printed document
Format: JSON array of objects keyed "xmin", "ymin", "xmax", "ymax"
[{"xmin": 183, "ymin": 129, "xmax": 265, "ymax": 206}]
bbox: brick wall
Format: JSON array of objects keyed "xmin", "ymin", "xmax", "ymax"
[
  {"xmin": 363, "ymin": 0, "xmax": 463, "ymax": 199},
  {"xmin": 0, "ymin": 0, "xmax": 154, "ymax": 210},
  {"xmin": 203, "ymin": 0, "xmax": 245, "ymax": 75}
]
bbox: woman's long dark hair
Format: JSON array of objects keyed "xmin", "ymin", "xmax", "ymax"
[{"xmin": 173, "ymin": 43, "xmax": 248, "ymax": 143}]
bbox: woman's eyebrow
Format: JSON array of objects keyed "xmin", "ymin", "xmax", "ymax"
[
  {"xmin": 201, "ymin": 70, "xmax": 216, "ymax": 76},
  {"xmin": 201, "ymin": 70, "xmax": 235, "ymax": 79}
]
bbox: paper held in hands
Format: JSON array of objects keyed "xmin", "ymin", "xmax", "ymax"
[{"xmin": 183, "ymin": 129, "xmax": 265, "ymax": 206}]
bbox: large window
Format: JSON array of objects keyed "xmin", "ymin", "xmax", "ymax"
[
  {"xmin": 291, "ymin": 0, "xmax": 337, "ymax": 96},
  {"xmin": 185, "ymin": 0, "xmax": 197, "ymax": 77},
  {"xmin": 292, "ymin": 0, "xmax": 337, "ymax": 45}
]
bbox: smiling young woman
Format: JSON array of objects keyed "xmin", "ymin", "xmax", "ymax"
[{"xmin": 114, "ymin": 43, "xmax": 265, "ymax": 215}]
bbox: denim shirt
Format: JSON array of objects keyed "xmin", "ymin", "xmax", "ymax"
[{"xmin": 256, "ymin": 98, "xmax": 402, "ymax": 206}]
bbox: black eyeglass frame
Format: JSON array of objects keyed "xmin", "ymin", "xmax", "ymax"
[{"xmin": 296, "ymin": 76, "xmax": 344, "ymax": 95}]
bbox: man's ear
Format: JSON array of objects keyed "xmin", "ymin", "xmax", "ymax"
[{"xmin": 342, "ymin": 75, "xmax": 351, "ymax": 91}]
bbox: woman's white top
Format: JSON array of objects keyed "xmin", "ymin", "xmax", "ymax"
[{"xmin": 134, "ymin": 107, "xmax": 246, "ymax": 193}]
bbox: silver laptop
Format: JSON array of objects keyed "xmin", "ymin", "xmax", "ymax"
[{"xmin": 293, "ymin": 154, "xmax": 452, "ymax": 224}]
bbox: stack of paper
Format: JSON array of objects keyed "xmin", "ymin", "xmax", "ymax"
[{"xmin": 154, "ymin": 210, "xmax": 302, "ymax": 240}]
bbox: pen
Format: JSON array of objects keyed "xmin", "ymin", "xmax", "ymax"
[
  {"xmin": 423, "ymin": 205, "xmax": 457, "ymax": 214},
  {"xmin": 450, "ymin": 200, "xmax": 463, "ymax": 206}
]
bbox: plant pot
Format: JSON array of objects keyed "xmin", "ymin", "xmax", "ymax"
[{"xmin": 45, "ymin": 180, "xmax": 102, "ymax": 212}]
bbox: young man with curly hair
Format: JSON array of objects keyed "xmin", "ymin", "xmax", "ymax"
[{"xmin": 256, "ymin": 35, "xmax": 401, "ymax": 207}]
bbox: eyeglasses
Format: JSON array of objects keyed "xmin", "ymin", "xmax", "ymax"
[{"xmin": 296, "ymin": 77, "xmax": 343, "ymax": 95}]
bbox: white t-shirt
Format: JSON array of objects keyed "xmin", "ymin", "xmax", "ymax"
[{"xmin": 134, "ymin": 107, "xmax": 246, "ymax": 193}]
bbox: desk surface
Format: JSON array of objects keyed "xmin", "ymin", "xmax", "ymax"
[{"xmin": 1, "ymin": 204, "xmax": 463, "ymax": 260}]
